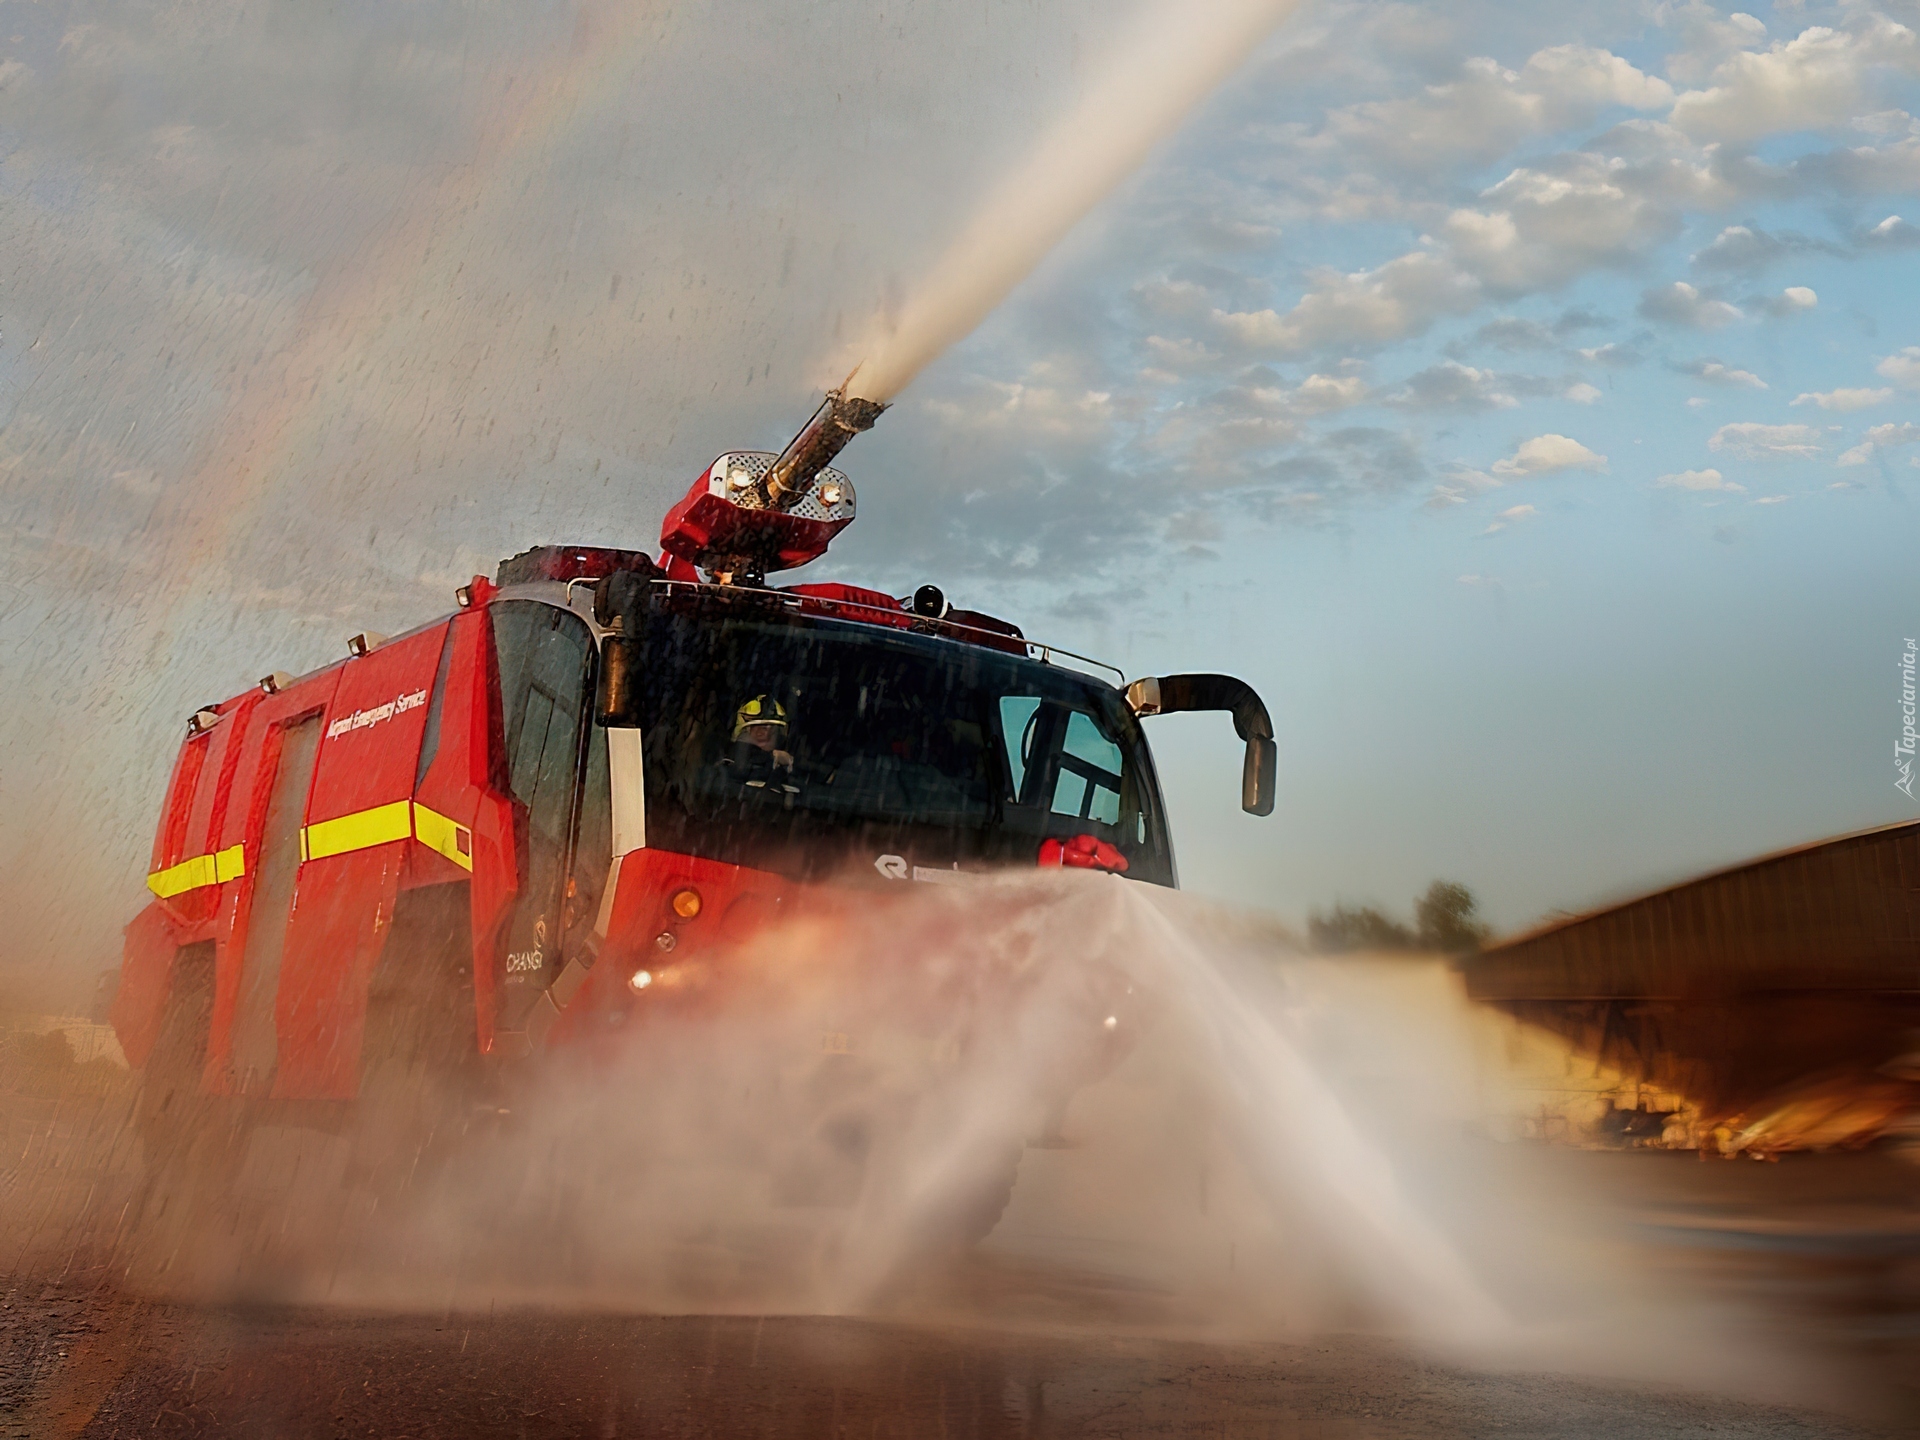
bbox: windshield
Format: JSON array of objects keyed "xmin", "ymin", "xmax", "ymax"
[{"xmin": 627, "ymin": 593, "xmax": 1172, "ymax": 885}]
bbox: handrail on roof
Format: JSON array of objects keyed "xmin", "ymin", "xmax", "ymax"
[{"xmin": 647, "ymin": 579, "xmax": 1127, "ymax": 686}]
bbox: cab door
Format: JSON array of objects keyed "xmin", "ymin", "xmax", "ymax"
[{"xmin": 489, "ymin": 600, "xmax": 596, "ymax": 1032}]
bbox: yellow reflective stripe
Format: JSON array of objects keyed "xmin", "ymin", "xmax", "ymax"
[
  {"xmin": 301, "ymin": 800, "xmax": 413, "ymax": 861},
  {"xmin": 212, "ymin": 844, "xmax": 246, "ymax": 883},
  {"xmin": 412, "ymin": 802, "xmax": 473, "ymax": 872},
  {"xmin": 147, "ymin": 844, "xmax": 245, "ymax": 898},
  {"xmin": 148, "ymin": 853, "xmax": 216, "ymax": 898}
]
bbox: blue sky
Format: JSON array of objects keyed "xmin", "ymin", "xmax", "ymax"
[
  {"xmin": 824, "ymin": 0, "xmax": 1920, "ymax": 927},
  {"xmin": 0, "ymin": 0, "xmax": 1916, "ymax": 986}
]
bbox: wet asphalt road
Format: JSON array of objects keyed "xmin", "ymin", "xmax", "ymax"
[
  {"xmin": 3, "ymin": 1286, "xmax": 1904, "ymax": 1440},
  {"xmin": 4, "ymin": 1055, "xmax": 1916, "ymax": 1438}
]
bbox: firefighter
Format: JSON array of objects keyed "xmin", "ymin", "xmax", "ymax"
[{"xmin": 726, "ymin": 693, "xmax": 798, "ymax": 795}]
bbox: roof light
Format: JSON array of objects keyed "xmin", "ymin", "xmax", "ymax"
[
  {"xmin": 347, "ymin": 632, "xmax": 389, "ymax": 658},
  {"xmin": 259, "ymin": 671, "xmax": 293, "ymax": 695}
]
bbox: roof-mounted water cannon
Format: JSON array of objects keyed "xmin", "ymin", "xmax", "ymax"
[
  {"xmin": 659, "ymin": 389, "xmax": 886, "ymax": 585},
  {"xmin": 760, "ymin": 389, "xmax": 887, "ymax": 510}
]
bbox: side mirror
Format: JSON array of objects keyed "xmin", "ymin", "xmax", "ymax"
[
  {"xmin": 1125, "ymin": 673, "xmax": 1276, "ymax": 817},
  {"xmin": 593, "ymin": 566, "xmax": 657, "ymax": 728}
]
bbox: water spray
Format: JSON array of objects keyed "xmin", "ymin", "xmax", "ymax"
[{"xmin": 767, "ymin": 0, "xmax": 1302, "ymax": 482}]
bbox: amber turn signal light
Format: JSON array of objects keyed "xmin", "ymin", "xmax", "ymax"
[{"xmin": 670, "ymin": 888, "xmax": 702, "ymax": 920}]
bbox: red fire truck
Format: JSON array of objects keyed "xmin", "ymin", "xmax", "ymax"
[{"xmin": 114, "ymin": 395, "xmax": 1275, "ymax": 1240}]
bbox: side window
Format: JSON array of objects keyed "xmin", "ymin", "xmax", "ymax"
[
  {"xmin": 997, "ymin": 696, "xmax": 1043, "ymax": 801},
  {"xmin": 568, "ymin": 729, "xmax": 612, "ymax": 949},
  {"xmin": 1051, "ymin": 710, "xmax": 1124, "ymax": 825}
]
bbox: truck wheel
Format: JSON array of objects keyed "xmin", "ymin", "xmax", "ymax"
[
  {"xmin": 348, "ymin": 882, "xmax": 481, "ymax": 1206},
  {"xmin": 942, "ymin": 1143, "xmax": 1022, "ymax": 1251},
  {"xmin": 127, "ymin": 944, "xmax": 247, "ymax": 1285}
]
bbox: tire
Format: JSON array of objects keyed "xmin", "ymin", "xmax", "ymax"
[
  {"xmin": 940, "ymin": 1143, "xmax": 1023, "ymax": 1251},
  {"xmin": 348, "ymin": 882, "xmax": 482, "ymax": 1204},
  {"xmin": 126, "ymin": 944, "xmax": 248, "ymax": 1287}
]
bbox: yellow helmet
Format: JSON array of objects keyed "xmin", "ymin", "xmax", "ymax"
[{"xmin": 731, "ymin": 694, "xmax": 788, "ymax": 741}]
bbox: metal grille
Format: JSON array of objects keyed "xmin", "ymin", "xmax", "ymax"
[{"xmin": 709, "ymin": 452, "xmax": 856, "ymax": 521}]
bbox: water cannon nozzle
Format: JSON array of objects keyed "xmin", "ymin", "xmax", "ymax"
[{"xmin": 761, "ymin": 390, "xmax": 887, "ymax": 510}]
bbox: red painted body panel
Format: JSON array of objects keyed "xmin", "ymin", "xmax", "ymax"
[
  {"xmin": 660, "ymin": 467, "xmax": 851, "ymax": 574},
  {"xmin": 307, "ymin": 628, "xmax": 443, "ymax": 825},
  {"xmin": 274, "ymin": 846, "xmax": 407, "ymax": 1098},
  {"xmin": 782, "ymin": 583, "xmax": 911, "ymax": 629},
  {"xmin": 556, "ymin": 856, "xmax": 817, "ymax": 1052},
  {"xmin": 205, "ymin": 670, "xmax": 342, "ymax": 1093},
  {"xmin": 114, "ymin": 904, "xmax": 183, "ymax": 1071},
  {"xmin": 263, "ymin": 627, "xmax": 444, "ymax": 1098},
  {"xmin": 151, "ymin": 732, "xmax": 210, "ymax": 877},
  {"xmin": 413, "ymin": 607, "xmax": 520, "ymax": 1054}
]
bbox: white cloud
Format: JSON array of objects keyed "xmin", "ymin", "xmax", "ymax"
[
  {"xmin": 1877, "ymin": 347, "xmax": 1920, "ymax": 391},
  {"xmin": 1564, "ymin": 382, "xmax": 1602, "ymax": 403},
  {"xmin": 1658, "ymin": 467, "xmax": 1745, "ymax": 492},
  {"xmin": 921, "ymin": 376, "xmax": 1115, "ymax": 442},
  {"xmin": 1838, "ymin": 421, "xmax": 1920, "ymax": 465},
  {"xmin": 1754, "ymin": 285, "xmax": 1818, "ymax": 317},
  {"xmin": 1663, "ymin": 5, "xmax": 1769, "ymax": 86},
  {"xmin": 1791, "ymin": 387, "xmax": 1890, "ymax": 411},
  {"xmin": 1669, "ymin": 20, "xmax": 1920, "ymax": 145},
  {"xmin": 1708, "ymin": 422, "xmax": 1823, "ymax": 459},
  {"xmin": 1385, "ymin": 360, "xmax": 1518, "ymax": 410},
  {"xmin": 1444, "ymin": 155, "xmax": 1682, "ymax": 292},
  {"xmin": 1291, "ymin": 372, "xmax": 1371, "ymax": 413},
  {"xmin": 1861, "ymin": 214, "xmax": 1920, "ymax": 248},
  {"xmin": 1866, "ymin": 422, "xmax": 1920, "ymax": 448},
  {"xmin": 1317, "ymin": 46, "xmax": 1671, "ymax": 174},
  {"xmin": 1498, "ymin": 503, "xmax": 1539, "ymax": 519},
  {"xmin": 1490, "ymin": 433, "xmax": 1608, "ymax": 478},
  {"xmin": 1690, "ymin": 223, "xmax": 1839, "ymax": 271},
  {"xmin": 1687, "ymin": 396, "xmax": 1709, "ymax": 408},
  {"xmin": 1578, "ymin": 342, "xmax": 1641, "ymax": 368},
  {"xmin": 1202, "ymin": 371, "xmax": 1372, "ymax": 428},
  {"xmin": 1138, "ymin": 335, "xmax": 1220, "ymax": 377},
  {"xmin": 1754, "ymin": 494, "xmax": 1791, "ymax": 504},
  {"xmin": 1132, "ymin": 279, "xmax": 1213, "ymax": 322},
  {"xmin": 1679, "ymin": 359, "xmax": 1767, "ymax": 388},
  {"xmin": 1638, "ymin": 281, "xmax": 1743, "ymax": 329},
  {"xmin": 1216, "ymin": 250, "xmax": 1480, "ymax": 355}
]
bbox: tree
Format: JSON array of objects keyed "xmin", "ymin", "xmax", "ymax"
[
  {"xmin": 1306, "ymin": 881, "xmax": 1491, "ymax": 955},
  {"xmin": 1415, "ymin": 880, "xmax": 1489, "ymax": 954},
  {"xmin": 1307, "ymin": 903, "xmax": 1416, "ymax": 953}
]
